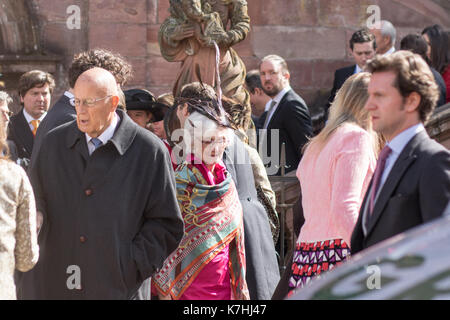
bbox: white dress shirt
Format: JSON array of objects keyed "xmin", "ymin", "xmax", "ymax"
[
  {"xmin": 263, "ymin": 85, "xmax": 291, "ymax": 129},
  {"xmin": 23, "ymin": 109, "xmax": 47, "ymax": 132},
  {"xmin": 382, "ymin": 46, "xmax": 396, "ymax": 56},
  {"xmin": 85, "ymin": 112, "xmax": 119, "ymax": 155},
  {"xmin": 354, "ymin": 65, "xmax": 363, "ymax": 74},
  {"xmin": 378, "ymin": 123, "xmax": 425, "ymax": 193},
  {"xmin": 362, "ymin": 123, "xmax": 425, "ymax": 235}
]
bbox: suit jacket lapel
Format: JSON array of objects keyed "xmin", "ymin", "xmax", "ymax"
[
  {"xmin": 15, "ymin": 110, "xmax": 34, "ymax": 156},
  {"xmin": 267, "ymin": 91, "xmax": 289, "ymax": 129},
  {"xmin": 222, "ymin": 146, "xmax": 237, "ymax": 186},
  {"xmin": 365, "ymin": 132, "xmax": 427, "ymax": 236},
  {"xmin": 66, "ymin": 123, "xmax": 89, "ymax": 163}
]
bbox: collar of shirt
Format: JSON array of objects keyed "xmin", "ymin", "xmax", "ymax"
[
  {"xmin": 85, "ymin": 112, "xmax": 119, "ymax": 154},
  {"xmin": 380, "ymin": 123, "xmax": 425, "ymax": 187},
  {"xmin": 383, "ymin": 46, "xmax": 396, "ymax": 56},
  {"xmin": 263, "ymin": 86, "xmax": 292, "ymax": 130},
  {"xmin": 354, "ymin": 64, "xmax": 363, "ymax": 74},
  {"xmin": 23, "ymin": 109, "xmax": 47, "ymax": 131},
  {"xmin": 387, "ymin": 123, "xmax": 425, "ymax": 155},
  {"xmin": 264, "ymin": 86, "xmax": 291, "ymax": 112}
]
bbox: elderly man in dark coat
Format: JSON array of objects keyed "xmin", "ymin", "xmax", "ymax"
[{"xmin": 18, "ymin": 68, "xmax": 184, "ymax": 299}]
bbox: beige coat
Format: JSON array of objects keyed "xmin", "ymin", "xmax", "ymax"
[{"xmin": 0, "ymin": 159, "xmax": 39, "ymax": 299}]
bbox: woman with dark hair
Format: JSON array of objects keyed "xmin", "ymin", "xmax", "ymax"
[
  {"xmin": 0, "ymin": 114, "xmax": 39, "ymax": 299},
  {"xmin": 422, "ymin": 25, "xmax": 450, "ymax": 103},
  {"xmin": 400, "ymin": 34, "xmax": 447, "ymax": 108}
]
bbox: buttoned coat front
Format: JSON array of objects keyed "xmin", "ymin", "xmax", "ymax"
[{"xmin": 18, "ymin": 110, "xmax": 184, "ymax": 299}]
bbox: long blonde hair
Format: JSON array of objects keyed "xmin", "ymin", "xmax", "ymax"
[{"xmin": 306, "ymin": 72, "xmax": 380, "ymax": 154}]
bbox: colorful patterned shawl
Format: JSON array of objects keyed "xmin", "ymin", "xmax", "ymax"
[{"xmin": 153, "ymin": 163, "xmax": 249, "ymax": 300}]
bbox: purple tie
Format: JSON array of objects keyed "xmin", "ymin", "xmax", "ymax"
[{"xmin": 369, "ymin": 145, "xmax": 392, "ymax": 214}]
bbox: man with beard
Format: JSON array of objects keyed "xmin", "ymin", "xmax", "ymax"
[{"xmin": 258, "ymin": 55, "xmax": 313, "ymax": 175}]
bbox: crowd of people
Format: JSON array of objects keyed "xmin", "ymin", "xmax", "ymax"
[{"xmin": 0, "ymin": 20, "xmax": 449, "ymax": 300}]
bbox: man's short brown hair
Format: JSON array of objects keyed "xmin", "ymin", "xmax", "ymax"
[
  {"xmin": 259, "ymin": 54, "xmax": 289, "ymax": 75},
  {"xmin": 18, "ymin": 70, "xmax": 55, "ymax": 98},
  {"xmin": 366, "ymin": 50, "xmax": 439, "ymax": 123},
  {"xmin": 350, "ymin": 28, "xmax": 376, "ymax": 51}
]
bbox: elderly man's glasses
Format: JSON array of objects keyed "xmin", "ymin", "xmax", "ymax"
[{"xmin": 74, "ymin": 95, "xmax": 112, "ymax": 108}]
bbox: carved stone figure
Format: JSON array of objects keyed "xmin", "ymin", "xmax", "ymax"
[{"xmin": 159, "ymin": 0, "xmax": 252, "ymax": 132}]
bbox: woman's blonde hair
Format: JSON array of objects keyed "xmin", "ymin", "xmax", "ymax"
[{"xmin": 306, "ymin": 72, "xmax": 380, "ymax": 154}]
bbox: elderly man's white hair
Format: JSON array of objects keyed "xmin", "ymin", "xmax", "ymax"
[{"xmin": 379, "ymin": 20, "xmax": 397, "ymax": 46}]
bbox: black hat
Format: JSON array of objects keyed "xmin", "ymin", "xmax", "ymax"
[
  {"xmin": 124, "ymin": 89, "xmax": 170, "ymax": 122},
  {"xmin": 124, "ymin": 88, "xmax": 156, "ymax": 111}
]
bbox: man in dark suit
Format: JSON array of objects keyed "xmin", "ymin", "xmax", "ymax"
[
  {"xmin": 258, "ymin": 54, "xmax": 313, "ymax": 176},
  {"xmin": 8, "ymin": 70, "xmax": 54, "ymax": 163},
  {"xmin": 351, "ymin": 51, "xmax": 450, "ymax": 254},
  {"xmin": 244, "ymin": 69, "xmax": 271, "ymax": 130},
  {"xmin": 326, "ymin": 29, "xmax": 377, "ymax": 116}
]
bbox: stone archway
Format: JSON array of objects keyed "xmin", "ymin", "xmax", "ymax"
[
  {"xmin": 0, "ymin": 0, "xmax": 61, "ymax": 112},
  {"xmin": 0, "ymin": 0, "xmax": 40, "ymax": 54}
]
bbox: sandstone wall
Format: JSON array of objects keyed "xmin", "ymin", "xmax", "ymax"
[{"xmin": 1, "ymin": 0, "xmax": 449, "ymax": 115}]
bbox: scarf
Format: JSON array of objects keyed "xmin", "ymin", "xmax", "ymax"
[{"xmin": 153, "ymin": 162, "xmax": 249, "ymax": 300}]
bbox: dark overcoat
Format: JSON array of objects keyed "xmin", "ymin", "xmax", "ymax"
[
  {"xmin": 7, "ymin": 109, "xmax": 34, "ymax": 160},
  {"xmin": 223, "ymin": 134, "xmax": 280, "ymax": 300},
  {"xmin": 18, "ymin": 110, "xmax": 184, "ymax": 299},
  {"xmin": 31, "ymin": 93, "xmax": 76, "ymax": 168}
]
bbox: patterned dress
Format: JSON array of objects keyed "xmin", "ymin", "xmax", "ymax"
[{"xmin": 0, "ymin": 159, "xmax": 39, "ymax": 299}]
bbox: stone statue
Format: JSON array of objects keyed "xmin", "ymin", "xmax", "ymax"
[{"xmin": 159, "ymin": 0, "xmax": 253, "ymax": 133}]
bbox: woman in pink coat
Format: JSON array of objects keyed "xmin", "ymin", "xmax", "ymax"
[{"xmin": 287, "ymin": 72, "xmax": 380, "ymax": 296}]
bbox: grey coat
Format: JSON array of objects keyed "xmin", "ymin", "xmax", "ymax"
[
  {"xmin": 223, "ymin": 134, "xmax": 280, "ymax": 300},
  {"xmin": 18, "ymin": 110, "xmax": 184, "ymax": 299}
]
